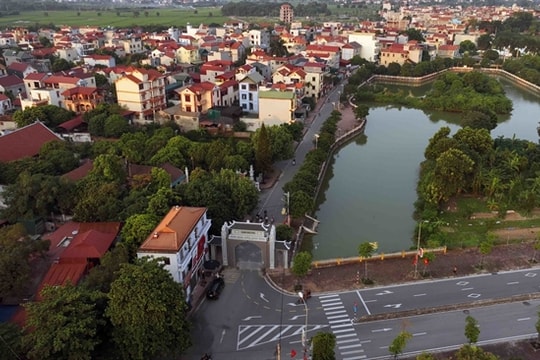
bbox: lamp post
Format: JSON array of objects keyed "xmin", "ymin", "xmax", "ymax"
[
  {"xmin": 414, "ymin": 220, "xmax": 429, "ymax": 279},
  {"xmin": 298, "ymin": 291, "xmax": 308, "ymax": 360},
  {"xmin": 314, "ymin": 134, "xmax": 319, "ymax": 149}
]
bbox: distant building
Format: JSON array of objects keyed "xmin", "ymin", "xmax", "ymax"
[{"xmin": 280, "ymin": 3, "xmax": 294, "ymax": 24}]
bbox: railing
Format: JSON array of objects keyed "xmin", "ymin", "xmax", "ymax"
[{"xmin": 312, "ymin": 246, "xmax": 447, "ymax": 269}]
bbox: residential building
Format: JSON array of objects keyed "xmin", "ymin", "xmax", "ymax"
[
  {"xmin": 137, "ymin": 206, "xmax": 212, "ymax": 302},
  {"xmin": 0, "ymin": 75, "xmax": 25, "ymax": 98},
  {"xmin": 341, "ymin": 42, "xmax": 362, "ymax": 61},
  {"xmin": 176, "ymin": 44, "xmax": 202, "ymax": 65},
  {"xmin": 303, "ymin": 62, "xmax": 327, "ymax": 100},
  {"xmin": 280, "ymin": 3, "xmax": 294, "ymax": 24},
  {"xmin": 115, "ymin": 67, "xmax": 167, "ymax": 123},
  {"xmin": 379, "ymin": 42, "xmax": 423, "ymax": 66},
  {"xmin": 304, "ymin": 44, "xmax": 341, "ymax": 69},
  {"xmin": 347, "ymin": 32, "xmax": 380, "ymax": 62},
  {"xmin": 254, "ymin": 90, "xmax": 296, "ymax": 129},
  {"xmin": 247, "ymin": 29, "xmax": 270, "ymax": 49},
  {"xmin": 83, "ymin": 54, "xmax": 116, "ymax": 68},
  {"xmin": 120, "ymin": 36, "xmax": 144, "ymax": 54},
  {"xmin": 7, "ymin": 62, "xmax": 37, "ymax": 79},
  {"xmin": 0, "ymin": 94, "xmax": 13, "ymax": 115},
  {"xmin": 238, "ymin": 71, "xmax": 265, "ymax": 114},
  {"xmin": 175, "ymin": 82, "xmax": 215, "ymax": 114},
  {"xmin": 62, "ymin": 87, "xmax": 104, "ymax": 113},
  {"xmin": 437, "ymin": 44, "xmax": 460, "ymax": 59}
]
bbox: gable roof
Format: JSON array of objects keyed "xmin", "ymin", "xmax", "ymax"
[
  {"xmin": 60, "ymin": 229, "xmax": 117, "ymax": 260},
  {"xmin": 0, "ymin": 121, "xmax": 62, "ymax": 162},
  {"xmin": 139, "ymin": 206, "xmax": 207, "ymax": 253},
  {"xmin": 0, "ymin": 75, "xmax": 23, "ymax": 87}
]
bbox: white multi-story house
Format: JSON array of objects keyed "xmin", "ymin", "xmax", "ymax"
[
  {"xmin": 252, "ymin": 90, "xmax": 296, "ymax": 130},
  {"xmin": 347, "ymin": 31, "xmax": 380, "ymax": 62},
  {"xmin": 137, "ymin": 206, "xmax": 212, "ymax": 302},
  {"xmin": 115, "ymin": 67, "xmax": 167, "ymax": 123},
  {"xmin": 0, "ymin": 94, "xmax": 12, "ymax": 115},
  {"xmin": 247, "ymin": 29, "xmax": 270, "ymax": 49},
  {"xmin": 238, "ymin": 71, "xmax": 265, "ymax": 114},
  {"xmin": 303, "ymin": 62, "xmax": 327, "ymax": 100}
]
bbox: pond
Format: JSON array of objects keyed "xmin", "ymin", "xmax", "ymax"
[{"xmin": 308, "ymin": 78, "xmax": 540, "ymax": 260}]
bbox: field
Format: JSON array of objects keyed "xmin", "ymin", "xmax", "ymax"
[
  {"xmin": 0, "ymin": 4, "xmax": 381, "ymax": 29},
  {"xmin": 0, "ymin": 8, "xmax": 230, "ymax": 29}
]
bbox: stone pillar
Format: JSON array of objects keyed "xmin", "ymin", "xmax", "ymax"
[
  {"xmin": 221, "ymin": 223, "xmax": 229, "ymax": 267},
  {"xmin": 268, "ymin": 224, "xmax": 276, "ymax": 270}
]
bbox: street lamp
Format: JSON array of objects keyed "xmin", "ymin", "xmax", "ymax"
[
  {"xmin": 298, "ymin": 291, "xmax": 308, "ymax": 360},
  {"xmin": 314, "ymin": 134, "xmax": 319, "ymax": 149},
  {"xmin": 414, "ymin": 220, "xmax": 429, "ymax": 279}
]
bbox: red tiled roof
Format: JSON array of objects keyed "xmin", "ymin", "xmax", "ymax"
[
  {"xmin": 57, "ymin": 114, "xmax": 85, "ymax": 132},
  {"xmin": 24, "ymin": 72, "xmax": 48, "ymax": 81},
  {"xmin": 0, "ymin": 121, "xmax": 62, "ymax": 162},
  {"xmin": 7, "ymin": 62, "xmax": 30, "ymax": 72},
  {"xmin": 43, "ymin": 75, "xmax": 79, "ymax": 85},
  {"xmin": 0, "ymin": 74, "xmax": 23, "ymax": 87},
  {"xmin": 61, "ymin": 86, "xmax": 98, "ymax": 96},
  {"xmin": 62, "ymin": 159, "xmax": 93, "ymax": 181},
  {"xmin": 60, "ymin": 229, "xmax": 117, "ymax": 260},
  {"xmin": 36, "ymin": 263, "xmax": 87, "ymax": 300}
]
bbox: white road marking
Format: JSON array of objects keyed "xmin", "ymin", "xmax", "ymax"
[
  {"xmin": 357, "ymin": 290, "xmax": 371, "ymax": 315},
  {"xmin": 517, "ymin": 317, "xmax": 531, "ymax": 321},
  {"xmin": 507, "ymin": 281, "xmax": 519, "ymax": 285},
  {"xmin": 413, "ymin": 332, "xmax": 427, "ymax": 336},
  {"xmin": 372, "ymin": 328, "xmax": 392, "ymax": 333},
  {"xmin": 414, "ymin": 293, "xmax": 427, "ymax": 297}
]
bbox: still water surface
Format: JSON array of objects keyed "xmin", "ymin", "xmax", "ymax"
[{"xmin": 309, "ymin": 78, "xmax": 540, "ymax": 260}]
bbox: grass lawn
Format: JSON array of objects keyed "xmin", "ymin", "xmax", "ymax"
[
  {"xmin": 436, "ymin": 196, "xmax": 540, "ymax": 249},
  {"xmin": 0, "ymin": 8, "xmax": 230, "ymax": 28}
]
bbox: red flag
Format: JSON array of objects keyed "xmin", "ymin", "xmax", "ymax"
[
  {"xmin": 413, "ymin": 255, "xmax": 418, "ymax": 265},
  {"xmin": 290, "ymin": 349, "xmax": 297, "ymax": 358},
  {"xmin": 424, "ymin": 258, "xmax": 429, "ymax": 265}
]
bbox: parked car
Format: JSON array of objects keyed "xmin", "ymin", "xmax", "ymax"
[{"xmin": 206, "ymin": 277, "xmax": 225, "ymax": 300}]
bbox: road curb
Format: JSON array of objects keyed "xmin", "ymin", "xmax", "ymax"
[{"xmin": 357, "ymin": 292, "xmax": 540, "ymax": 323}]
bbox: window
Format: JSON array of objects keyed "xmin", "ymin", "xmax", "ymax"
[
  {"xmin": 241, "ymin": 94, "xmax": 246, "ymax": 100},
  {"xmin": 138, "ymin": 83, "xmax": 144, "ymax": 90},
  {"xmin": 185, "ymin": 94, "xmax": 191, "ymax": 102}
]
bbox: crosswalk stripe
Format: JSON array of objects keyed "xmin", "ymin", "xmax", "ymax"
[
  {"xmin": 339, "ymin": 344, "xmax": 363, "ymax": 349},
  {"xmin": 342, "ymin": 349, "xmax": 365, "ymax": 355},
  {"xmin": 343, "ymin": 355, "xmax": 366, "ymax": 360}
]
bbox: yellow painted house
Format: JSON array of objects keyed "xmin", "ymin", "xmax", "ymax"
[
  {"xmin": 175, "ymin": 81, "xmax": 215, "ymax": 114},
  {"xmin": 176, "ymin": 45, "xmax": 202, "ymax": 65}
]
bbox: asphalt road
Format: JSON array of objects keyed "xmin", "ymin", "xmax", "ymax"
[
  {"xmin": 255, "ymin": 84, "xmax": 345, "ymax": 224},
  {"xmin": 185, "ymin": 268, "xmax": 540, "ymax": 360}
]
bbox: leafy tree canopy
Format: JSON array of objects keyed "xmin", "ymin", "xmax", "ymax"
[{"xmin": 106, "ymin": 259, "xmax": 191, "ymax": 360}]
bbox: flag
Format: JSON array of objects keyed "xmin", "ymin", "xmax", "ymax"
[
  {"xmin": 424, "ymin": 258, "xmax": 429, "ymax": 265},
  {"xmin": 413, "ymin": 254, "xmax": 418, "ymax": 265}
]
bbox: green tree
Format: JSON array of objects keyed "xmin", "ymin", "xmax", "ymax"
[
  {"xmin": 461, "ymin": 110, "xmax": 498, "ymax": 131},
  {"xmin": 291, "ymin": 251, "xmax": 312, "ymax": 279},
  {"xmin": 389, "ymin": 331, "xmax": 412, "ymax": 359},
  {"xmin": 311, "ymin": 331, "xmax": 336, "ymax": 360},
  {"xmin": 387, "ymin": 62, "xmax": 401, "ymax": 76},
  {"xmin": 358, "ymin": 241, "xmax": 375, "ymax": 280},
  {"xmin": 253, "ymin": 123, "xmax": 272, "ymax": 176},
  {"xmin": 51, "ymin": 57, "xmax": 72, "ymax": 72},
  {"xmin": 12, "ymin": 106, "xmax": 47, "ymax": 127},
  {"xmin": 82, "ymin": 245, "xmax": 130, "ymax": 293},
  {"xmin": 455, "ymin": 344, "xmax": 498, "ymax": 360},
  {"xmin": 0, "ymin": 322, "xmax": 23, "ymax": 359},
  {"xmin": 464, "ymin": 315, "xmax": 480, "ymax": 345},
  {"xmin": 120, "ymin": 213, "xmax": 160, "ymax": 256},
  {"xmin": 104, "ymin": 114, "xmax": 130, "ymax": 138},
  {"xmin": 275, "ymin": 224, "xmax": 293, "ymax": 241},
  {"xmin": 354, "ymin": 104, "xmax": 370, "ymax": 120},
  {"xmin": 289, "ymin": 190, "xmax": 314, "ymax": 218},
  {"xmin": 23, "ymin": 283, "xmax": 104, "ymax": 360},
  {"xmin": 106, "ymin": 259, "xmax": 191, "ymax": 360},
  {"xmin": 0, "ymin": 224, "xmax": 49, "ymax": 299}
]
